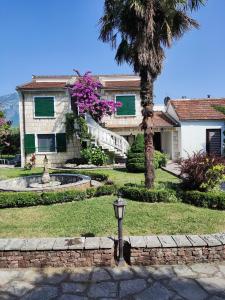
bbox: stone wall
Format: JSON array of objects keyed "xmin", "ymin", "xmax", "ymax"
[{"xmin": 0, "ymin": 234, "xmax": 225, "ymax": 268}]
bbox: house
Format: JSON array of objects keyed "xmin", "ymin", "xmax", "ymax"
[{"xmin": 17, "ymin": 74, "xmax": 225, "ymax": 167}]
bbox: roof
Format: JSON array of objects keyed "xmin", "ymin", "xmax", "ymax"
[
  {"xmin": 106, "ymin": 111, "xmax": 177, "ymax": 129},
  {"xmin": 17, "ymin": 81, "xmax": 67, "ymax": 90},
  {"xmin": 16, "ymin": 74, "xmax": 140, "ymax": 91},
  {"xmin": 170, "ymin": 99, "xmax": 225, "ymax": 120}
]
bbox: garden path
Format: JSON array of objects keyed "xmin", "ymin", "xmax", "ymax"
[{"xmin": 0, "ymin": 262, "xmax": 225, "ymax": 299}]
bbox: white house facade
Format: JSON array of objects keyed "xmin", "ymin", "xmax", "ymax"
[{"xmin": 17, "ymin": 74, "xmax": 225, "ymax": 167}]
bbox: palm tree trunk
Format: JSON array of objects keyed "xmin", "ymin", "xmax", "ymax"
[{"xmin": 140, "ymin": 69, "xmax": 155, "ymax": 189}]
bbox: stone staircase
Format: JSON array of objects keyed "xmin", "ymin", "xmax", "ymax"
[{"xmin": 85, "ymin": 114, "xmax": 129, "ymax": 159}]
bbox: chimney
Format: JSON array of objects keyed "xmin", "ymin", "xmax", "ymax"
[{"xmin": 207, "ymin": 94, "xmax": 211, "ymax": 98}]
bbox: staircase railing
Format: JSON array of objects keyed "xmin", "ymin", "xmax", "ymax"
[{"xmin": 85, "ymin": 114, "xmax": 129, "ymax": 157}]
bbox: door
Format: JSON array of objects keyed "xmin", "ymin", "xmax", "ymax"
[
  {"xmin": 153, "ymin": 132, "xmax": 162, "ymax": 152},
  {"xmin": 206, "ymin": 129, "xmax": 221, "ymax": 156}
]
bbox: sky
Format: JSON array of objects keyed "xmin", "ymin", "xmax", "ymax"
[{"xmin": 0, "ymin": 0, "xmax": 225, "ymax": 104}]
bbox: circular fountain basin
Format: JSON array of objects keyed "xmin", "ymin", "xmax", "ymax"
[{"xmin": 0, "ymin": 173, "xmax": 91, "ymax": 192}]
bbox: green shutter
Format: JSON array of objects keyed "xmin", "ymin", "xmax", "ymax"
[
  {"xmin": 116, "ymin": 95, "xmax": 135, "ymax": 116},
  {"xmin": 56, "ymin": 133, "xmax": 67, "ymax": 152},
  {"xmin": 24, "ymin": 134, "xmax": 35, "ymax": 154},
  {"xmin": 34, "ymin": 97, "xmax": 54, "ymax": 117}
]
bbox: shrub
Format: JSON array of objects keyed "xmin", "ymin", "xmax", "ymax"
[
  {"xmin": 126, "ymin": 134, "xmax": 167, "ymax": 172},
  {"xmin": 180, "ymin": 151, "xmax": 225, "ymax": 191},
  {"xmin": 119, "ymin": 185, "xmax": 177, "ymax": 203},
  {"xmin": 81, "ymin": 146, "xmax": 109, "ymax": 166},
  {"xmin": 0, "ymin": 184, "xmax": 116, "ymax": 209},
  {"xmin": 183, "ymin": 190, "xmax": 225, "ymax": 210}
]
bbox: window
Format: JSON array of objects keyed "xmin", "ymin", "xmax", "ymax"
[
  {"xmin": 116, "ymin": 95, "xmax": 136, "ymax": 116},
  {"xmin": 37, "ymin": 134, "xmax": 56, "ymax": 152},
  {"xmin": 34, "ymin": 97, "xmax": 54, "ymax": 117}
]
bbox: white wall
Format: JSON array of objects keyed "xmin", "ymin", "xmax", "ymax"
[{"xmin": 180, "ymin": 120, "xmax": 225, "ymax": 158}]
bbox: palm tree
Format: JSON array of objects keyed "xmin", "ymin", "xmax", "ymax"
[{"xmin": 99, "ymin": 0, "xmax": 205, "ymax": 188}]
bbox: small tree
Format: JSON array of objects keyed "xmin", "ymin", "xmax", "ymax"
[
  {"xmin": 0, "ymin": 111, "xmax": 11, "ymax": 155},
  {"xmin": 69, "ymin": 71, "xmax": 122, "ymax": 122}
]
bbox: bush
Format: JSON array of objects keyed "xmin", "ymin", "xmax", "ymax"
[
  {"xmin": 81, "ymin": 146, "xmax": 109, "ymax": 166},
  {"xmin": 119, "ymin": 185, "xmax": 178, "ymax": 203},
  {"xmin": 180, "ymin": 151, "xmax": 225, "ymax": 191},
  {"xmin": 126, "ymin": 134, "xmax": 167, "ymax": 172},
  {"xmin": 0, "ymin": 184, "xmax": 116, "ymax": 209},
  {"xmin": 183, "ymin": 190, "xmax": 225, "ymax": 210}
]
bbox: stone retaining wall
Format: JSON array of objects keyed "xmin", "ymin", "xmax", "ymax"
[{"xmin": 0, "ymin": 233, "xmax": 225, "ymax": 268}]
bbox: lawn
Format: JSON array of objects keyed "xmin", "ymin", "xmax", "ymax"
[
  {"xmin": 0, "ymin": 167, "xmax": 225, "ymax": 237},
  {"xmin": 0, "ymin": 167, "xmax": 178, "ymax": 186}
]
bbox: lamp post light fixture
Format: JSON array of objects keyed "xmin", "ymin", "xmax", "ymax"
[{"xmin": 113, "ymin": 193, "xmax": 127, "ymax": 267}]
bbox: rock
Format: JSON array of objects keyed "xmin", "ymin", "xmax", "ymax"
[
  {"xmin": 119, "ymin": 279, "xmax": 147, "ymax": 297},
  {"xmin": 88, "ymin": 282, "xmax": 118, "ymax": 298},
  {"xmin": 135, "ymin": 282, "xmax": 172, "ymax": 300}
]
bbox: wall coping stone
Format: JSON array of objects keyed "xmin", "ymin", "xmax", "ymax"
[{"xmin": 0, "ymin": 234, "xmax": 225, "ymax": 251}]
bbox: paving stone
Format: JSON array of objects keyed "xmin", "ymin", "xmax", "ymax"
[
  {"xmin": 67, "ymin": 237, "xmax": 85, "ymax": 250},
  {"xmin": 88, "ymin": 282, "xmax": 118, "ymax": 298},
  {"xmin": 70, "ymin": 269, "xmax": 91, "ymax": 282},
  {"xmin": 173, "ymin": 265, "xmax": 196, "ymax": 277},
  {"xmin": 0, "ymin": 293, "xmax": 17, "ymax": 300},
  {"xmin": 172, "ymin": 235, "xmax": 192, "ymax": 247},
  {"xmin": 149, "ymin": 265, "xmax": 175, "ymax": 279},
  {"xmin": 20, "ymin": 269, "xmax": 43, "ymax": 283},
  {"xmin": 84, "ymin": 237, "xmax": 100, "ymax": 249},
  {"xmin": 45, "ymin": 273, "xmax": 68, "ymax": 284},
  {"xmin": 210, "ymin": 296, "xmax": 225, "ymax": 300},
  {"xmin": 131, "ymin": 266, "xmax": 152, "ymax": 278},
  {"xmin": 218, "ymin": 264, "xmax": 225, "ymax": 276},
  {"xmin": 196, "ymin": 277, "xmax": 225, "ymax": 293},
  {"xmin": 134, "ymin": 282, "xmax": 172, "ymax": 300},
  {"xmin": 186, "ymin": 235, "xmax": 207, "ymax": 247},
  {"xmin": 145, "ymin": 235, "xmax": 161, "ymax": 248},
  {"xmin": 21, "ymin": 239, "xmax": 40, "ymax": 251},
  {"xmin": 107, "ymin": 267, "xmax": 134, "ymax": 280},
  {"xmin": 62, "ymin": 282, "xmax": 87, "ymax": 293},
  {"xmin": 36, "ymin": 238, "xmax": 56, "ymax": 250},
  {"xmin": 158, "ymin": 235, "xmax": 177, "ymax": 247},
  {"xmin": 190, "ymin": 263, "xmax": 218, "ymax": 275},
  {"xmin": 0, "ymin": 239, "xmax": 9, "ymax": 250},
  {"xmin": 1, "ymin": 281, "xmax": 34, "ymax": 297},
  {"xmin": 119, "ymin": 279, "xmax": 147, "ymax": 297},
  {"xmin": 200, "ymin": 235, "xmax": 222, "ymax": 246},
  {"xmin": 59, "ymin": 295, "xmax": 88, "ymax": 300},
  {"xmin": 0, "ymin": 270, "xmax": 21, "ymax": 286},
  {"xmin": 23, "ymin": 286, "xmax": 58, "ymax": 300},
  {"xmin": 91, "ymin": 268, "xmax": 111, "ymax": 281},
  {"xmin": 4, "ymin": 238, "xmax": 24, "ymax": 250},
  {"xmin": 130, "ymin": 236, "xmax": 146, "ymax": 248},
  {"xmin": 99, "ymin": 237, "xmax": 114, "ymax": 249},
  {"xmin": 169, "ymin": 278, "xmax": 208, "ymax": 300}
]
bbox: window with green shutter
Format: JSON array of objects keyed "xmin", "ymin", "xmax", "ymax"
[
  {"xmin": 24, "ymin": 134, "xmax": 35, "ymax": 154},
  {"xmin": 34, "ymin": 97, "xmax": 55, "ymax": 117},
  {"xmin": 37, "ymin": 134, "xmax": 56, "ymax": 152},
  {"xmin": 116, "ymin": 95, "xmax": 136, "ymax": 116},
  {"xmin": 56, "ymin": 133, "xmax": 67, "ymax": 152}
]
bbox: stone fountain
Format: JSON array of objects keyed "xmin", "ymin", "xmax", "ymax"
[
  {"xmin": 0, "ymin": 155, "xmax": 91, "ymax": 192},
  {"xmin": 29, "ymin": 155, "xmax": 61, "ymax": 188}
]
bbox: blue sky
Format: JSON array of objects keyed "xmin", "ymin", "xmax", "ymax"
[{"xmin": 0, "ymin": 0, "xmax": 225, "ymax": 104}]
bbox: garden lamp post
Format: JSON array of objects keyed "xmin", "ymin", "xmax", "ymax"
[{"xmin": 113, "ymin": 193, "xmax": 127, "ymax": 266}]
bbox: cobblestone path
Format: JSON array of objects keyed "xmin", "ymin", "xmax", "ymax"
[{"xmin": 1, "ymin": 262, "xmax": 225, "ymax": 299}]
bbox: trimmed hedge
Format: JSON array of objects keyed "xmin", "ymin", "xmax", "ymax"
[
  {"xmin": 182, "ymin": 190, "xmax": 225, "ymax": 210},
  {"xmin": 0, "ymin": 184, "xmax": 117, "ymax": 209},
  {"xmin": 119, "ymin": 185, "xmax": 178, "ymax": 203},
  {"xmin": 126, "ymin": 134, "xmax": 167, "ymax": 172}
]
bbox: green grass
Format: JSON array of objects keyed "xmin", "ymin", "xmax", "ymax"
[
  {"xmin": 1, "ymin": 167, "xmax": 223, "ymax": 237},
  {"xmin": 0, "ymin": 167, "xmax": 178, "ymax": 186},
  {"xmin": 0, "ymin": 196, "xmax": 225, "ymax": 238}
]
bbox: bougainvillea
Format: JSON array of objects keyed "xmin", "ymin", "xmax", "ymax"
[{"xmin": 69, "ymin": 71, "xmax": 122, "ymax": 122}]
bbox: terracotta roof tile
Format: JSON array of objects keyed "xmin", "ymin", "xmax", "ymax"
[
  {"xmin": 17, "ymin": 81, "xmax": 66, "ymax": 90},
  {"xmin": 103, "ymin": 80, "xmax": 140, "ymax": 89},
  {"xmin": 170, "ymin": 99, "xmax": 225, "ymax": 120}
]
